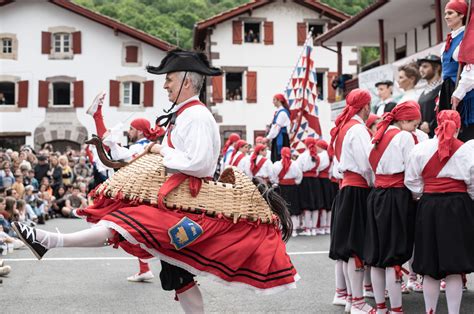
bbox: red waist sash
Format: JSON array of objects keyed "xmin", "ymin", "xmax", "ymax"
[
  {"xmin": 341, "ymin": 171, "xmax": 369, "ymax": 189},
  {"xmin": 319, "ymin": 168, "xmax": 330, "ymax": 178},
  {"xmin": 279, "ymin": 178, "xmax": 297, "ymax": 186},
  {"xmin": 424, "ymin": 178, "xmax": 467, "ymax": 193},
  {"xmin": 374, "ymin": 173, "xmax": 405, "ymax": 188},
  {"xmin": 303, "ymin": 171, "xmax": 318, "ymax": 178}
]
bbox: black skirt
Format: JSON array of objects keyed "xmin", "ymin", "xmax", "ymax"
[
  {"xmin": 329, "ymin": 186, "xmax": 371, "ymax": 262},
  {"xmin": 270, "ymin": 133, "xmax": 290, "ymax": 162},
  {"xmin": 316, "ymin": 178, "xmax": 338, "ymax": 210},
  {"xmin": 298, "ymin": 177, "xmax": 319, "ymax": 211},
  {"xmin": 412, "ymin": 192, "xmax": 474, "ymax": 280},
  {"xmin": 364, "ymin": 187, "xmax": 416, "ymax": 268},
  {"xmin": 279, "ymin": 184, "xmax": 301, "ymax": 216}
]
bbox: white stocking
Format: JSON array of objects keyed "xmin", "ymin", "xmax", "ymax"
[
  {"xmin": 36, "ymin": 225, "xmax": 113, "ymax": 249},
  {"xmin": 335, "ymin": 260, "xmax": 346, "ymax": 290},
  {"xmin": 311, "ymin": 210, "xmax": 319, "ymax": 229},
  {"xmin": 370, "ymin": 267, "xmax": 385, "ymax": 304},
  {"xmin": 327, "ymin": 210, "xmax": 332, "ymax": 228},
  {"xmin": 348, "ymin": 257, "xmax": 364, "ymax": 299},
  {"xmin": 364, "ymin": 265, "xmax": 372, "ymax": 286},
  {"xmin": 423, "ymin": 276, "xmax": 440, "ymax": 313},
  {"xmin": 343, "ymin": 261, "xmax": 352, "ymax": 297},
  {"xmin": 445, "ymin": 274, "xmax": 462, "ymax": 314},
  {"xmin": 304, "ymin": 210, "xmax": 312, "ymax": 229},
  {"xmin": 386, "ymin": 267, "xmax": 402, "ymax": 309},
  {"xmin": 291, "ymin": 215, "xmax": 299, "ymax": 230},
  {"xmin": 320, "ymin": 209, "xmax": 327, "ymax": 228},
  {"xmin": 178, "ymin": 285, "xmax": 204, "ymax": 314}
]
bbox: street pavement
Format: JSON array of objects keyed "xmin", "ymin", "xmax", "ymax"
[{"xmin": 2, "ymin": 218, "xmax": 474, "ymax": 313}]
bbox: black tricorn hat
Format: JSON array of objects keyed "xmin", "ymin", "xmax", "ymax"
[
  {"xmin": 146, "ymin": 48, "xmax": 222, "ymax": 76},
  {"xmin": 417, "ymin": 54, "xmax": 441, "ymax": 65}
]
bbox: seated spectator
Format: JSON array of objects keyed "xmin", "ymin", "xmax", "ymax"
[
  {"xmin": 5, "ymin": 188, "xmax": 19, "ymax": 200},
  {"xmin": 59, "ymin": 155, "xmax": 74, "ymax": 186},
  {"xmin": 245, "ymin": 29, "xmax": 255, "ymax": 43},
  {"xmin": 61, "ymin": 184, "xmax": 87, "ymax": 218},
  {"xmin": 11, "ymin": 171, "xmax": 25, "ymax": 199},
  {"xmin": 0, "ymin": 162, "xmax": 14, "ymax": 189},
  {"xmin": 25, "ymin": 169, "xmax": 39, "ymax": 190},
  {"xmin": 73, "ymin": 156, "xmax": 91, "ymax": 179},
  {"xmin": 34, "ymin": 155, "xmax": 49, "ymax": 183},
  {"xmin": 24, "ymin": 185, "xmax": 43, "ymax": 224},
  {"xmin": 51, "ymin": 185, "xmax": 68, "ymax": 218}
]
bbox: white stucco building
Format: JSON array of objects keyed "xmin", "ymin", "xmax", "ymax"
[
  {"xmin": 0, "ymin": 0, "xmax": 172, "ymax": 151},
  {"xmin": 194, "ymin": 0, "xmax": 358, "ymax": 142}
]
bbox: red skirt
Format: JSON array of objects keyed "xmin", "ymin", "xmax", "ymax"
[{"xmin": 76, "ymin": 196, "xmax": 299, "ymax": 294}]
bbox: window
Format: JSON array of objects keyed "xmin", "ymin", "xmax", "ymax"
[
  {"xmin": 54, "ymin": 33, "xmax": 70, "ymax": 53},
  {"xmin": 123, "ymin": 81, "xmax": 141, "ymax": 105},
  {"xmin": 0, "ymin": 82, "xmax": 15, "ymax": 105},
  {"xmin": 316, "ymin": 73, "xmax": 324, "ymax": 100},
  {"xmin": 225, "ymin": 73, "xmax": 243, "ymax": 101},
  {"xmin": 309, "ymin": 23, "xmax": 325, "ymax": 38},
  {"xmin": 53, "ymin": 82, "xmax": 71, "ymax": 106},
  {"xmin": 2, "ymin": 38, "xmax": 12, "ymax": 54},
  {"xmin": 0, "ymin": 135, "xmax": 26, "ymax": 151},
  {"xmin": 395, "ymin": 46, "xmax": 407, "ymax": 61},
  {"xmin": 244, "ymin": 22, "xmax": 261, "ymax": 43}
]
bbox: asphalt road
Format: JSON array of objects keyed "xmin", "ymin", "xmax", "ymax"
[{"xmin": 2, "ymin": 218, "xmax": 474, "ymax": 313}]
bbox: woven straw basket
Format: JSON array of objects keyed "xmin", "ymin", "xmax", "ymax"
[{"xmin": 94, "ymin": 153, "xmax": 275, "ymax": 223}]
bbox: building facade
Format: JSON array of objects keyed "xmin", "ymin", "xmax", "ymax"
[
  {"xmin": 0, "ymin": 0, "xmax": 172, "ymax": 151},
  {"xmin": 194, "ymin": 0, "xmax": 358, "ymax": 143}
]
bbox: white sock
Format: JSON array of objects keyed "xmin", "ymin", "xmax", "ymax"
[
  {"xmin": 423, "ymin": 276, "xmax": 440, "ymax": 313},
  {"xmin": 348, "ymin": 257, "xmax": 364, "ymax": 299},
  {"xmin": 335, "ymin": 260, "xmax": 346, "ymax": 290},
  {"xmin": 343, "ymin": 261, "xmax": 352, "ymax": 297},
  {"xmin": 178, "ymin": 285, "xmax": 204, "ymax": 314},
  {"xmin": 364, "ymin": 265, "xmax": 372, "ymax": 286},
  {"xmin": 408, "ymin": 253, "xmax": 417, "ymax": 281},
  {"xmin": 327, "ymin": 211, "xmax": 332, "ymax": 228},
  {"xmin": 36, "ymin": 226, "xmax": 113, "ymax": 249},
  {"xmin": 371, "ymin": 267, "xmax": 385, "ymax": 304},
  {"xmin": 311, "ymin": 210, "xmax": 319, "ymax": 229},
  {"xmin": 320, "ymin": 209, "xmax": 327, "ymax": 228},
  {"xmin": 386, "ymin": 267, "xmax": 402, "ymax": 309},
  {"xmin": 291, "ymin": 215, "xmax": 299, "ymax": 231},
  {"xmin": 304, "ymin": 210, "xmax": 312, "ymax": 229},
  {"xmin": 445, "ymin": 274, "xmax": 462, "ymax": 314}
]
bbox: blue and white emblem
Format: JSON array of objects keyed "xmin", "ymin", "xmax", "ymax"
[{"xmin": 168, "ymin": 217, "xmax": 203, "ymax": 250}]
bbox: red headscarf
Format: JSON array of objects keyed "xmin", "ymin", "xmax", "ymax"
[
  {"xmin": 255, "ymin": 136, "xmax": 265, "ymax": 145},
  {"xmin": 279, "ymin": 147, "xmax": 292, "ymax": 180},
  {"xmin": 274, "ymin": 93, "xmax": 290, "ymax": 112},
  {"xmin": 316, "ymin": 139, "xmax": 328, "ymax": 150},
  {"xmin": 365, "ymin": 113, "xmax": 380, "ymax": 130},
  {"xmin": 230, "ymin": 139, "xmax": 248, "ymax": 162},
  {"xmin": 222, "ymin": 133, "xmax": 240, "ymax": 155},
  {"xmin": 250, "ymin": 144, "xmax": 266, "ymax": 175},
  {"xmin": 435, "ymin": 110, "xmax": 461, "ymax": 161},
  {"xmin": 372, "ymin": 101, "xmax": 421, "ymax": 144},
  {"xmin": 446, "ymin": 0, "xmax": 468, "ymax": 16},
  {"xmin": 328, "ymin": 89, "xmax": 371, "ymax": 155},
  {"xmin": 130, "ymin": 118, "xmax": 164, "ymax": 141},
  {"xmin": 304, "ymin": 138, "xmax": 318, "ymax": 159}
]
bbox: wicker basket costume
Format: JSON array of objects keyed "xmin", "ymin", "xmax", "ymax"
[{"xmin": 94, "ymin": 153, "xmax": 275, "ymax": 224}]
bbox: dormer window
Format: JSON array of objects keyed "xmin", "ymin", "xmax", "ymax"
[
  {"xmin": 42, "ymin": 27, "xmax": 81, "ymax": 59},
  {"xmin": 2, "ymin": 38, "xmax": 12, "ymax": 54},
  {"xmin": 244, "ymin": 22, "xmax": 261, "ymax": 43},
  {"xmin": 123, "ymin": 43, "xmax": 142, "ymax": 66}
]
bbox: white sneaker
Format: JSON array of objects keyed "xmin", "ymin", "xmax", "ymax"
[
  {"xmin": 363, "ymin": 288, "xmax": 374, "ymax": 298},
  {"xmin": 127, "ymin": 270, "xmax": 154, "ymax": 282},
  {"xmin": 332, "ymin": 292, "xmax": 346, "ymax": 306},
  {"xmin": 291, "ymin": 230, "xmax": 298, "ymax": 237},
  {"xmin": 13, "ymin": 239, "xmax": 25, "ymax": 249},
  {"xmin": 325, "ymin": 227, "xmax": 331, "ymax": 234},
  {"xmin": 299, "ymin": 229, "xmax": 312, "ymax": 236},
  {"xmin": 311, "ymin": 228, "xmax": 317, "ymax": 236},
  {"xmin": 316, "ymin": 228, "xmax": 325, "ymax": 235},
  {"xmin": 86, "ymin": 91, "xmax": 106, "ymax": 116},
  {"xmin": 350, "ymin": 301, "xmax": 374, "ymax": 313},
  {"xmin": 344, "ymin": 296, "xmax": 352, "ymax": 313},
  {"xmin": 0, "ymin": 265, "xmax": 11, "ymax": 276},
  {"xmin": 407, "ymin": 279, "xmax": 423, "ymax": 292}
]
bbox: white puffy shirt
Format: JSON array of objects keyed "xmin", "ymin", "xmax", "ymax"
[
  {"xmin": 296, "ymin": 150, "xmax": 330, "ymax": 174},
  {"xmin": 272, "ymin": 160, "xmax": 303, "ymax": 184},
  {"xmin": 334, "ymin": 115, "xmax": 373, "ymax": 186},
  {"xmin": 369, "ymin": 126, "xmax": 416, "ymax": 175},
  {"xmin": 160, "ymin": 95, "xmax": 221, "ymax": 178},
  {"xmin": 267, "ymin": 108, "xmax": 291, "ymax": 140},
  {"xmin": 405, "ymin": 138, "xmax": 474, "ymax": 199},
  {"xmin": 243, "ymin": 155, "xmax": 276, "ymax": 183}
]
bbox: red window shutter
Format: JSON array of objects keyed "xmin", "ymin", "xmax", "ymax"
[
  {"xmin": 72, "ymin": 31, "xmax": 82, "ymax": 54},
  {"xmin": 109, "ymin": 80, "xmax": 120, "ymax": 107},
  {"xmin": 73, "ymin": 81, "xmax": 84, "ymax": 107},
  {"xmin": 246, "ymin": 71, "xmax": 257, "ymax": 103},
  {"xmin": 212, "ymin": 76, "xmax": 223, "ymax": 103},
  {"xmin": 125, "ymin": 46, "xmax": 138, "ymax": 63},
  {"xmin": 41, "ymin": 31, "xmax": 51, "ymax": 54},
  {"xmin": 297, "ymin": 22, "xmax": 307, "ymax": 46},
  {"xmin": 38, "ymin": 80, "xmax": 49, "ymax": 107},
  {"xmin": 232, "ymin": 21, "xmax": 242, "ymax": 45},
  {"xmin": 264, "ymin": 21, "xmax": 274, "ymax": 45},
  {"xmin": 143, "ymin": 80, "xmax": 154, "ymax": 107},
  {"xmin": 17, "ymin": 80, "xmax": 29, "ymax": 108},
  {"xmin": 327, "ymin": 72, "xmax": 338, "ymax": 103}
]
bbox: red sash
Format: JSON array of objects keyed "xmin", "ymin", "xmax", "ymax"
[
  {"xmin": 166, "ymin": 100, "xmax": 204, "ymax": 149},
  {"xmin": 231, "ymin": 153, "xmax": 245, "ymax": 167},
  {"xmin": 368, "ymin": 128, "xmax": 405, "ymax": 188},
  {"xmin": 319, "ymin": 165, "xmax": 330, "ymax": 178},
  {"xmin": 303, "ymin": 154, "xmax": 320, "ymax": 178},
  {"xmin": 421, "ymin": 139, "xmax": 467, "ymax": 193},
  {"xmin": 278, "ymin": 161, "xmax": 293, "ymax": 182},
  {"xmin": 341, "ymin": 171, "xmax": 369, "ymax": 189},
  {"xmin": 279, "ymin": 178, "xmax": 296, "ymax": 185},
  {"xmin": 252, "ymin": 157, "xmax": 267, "ymax": 176}
]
